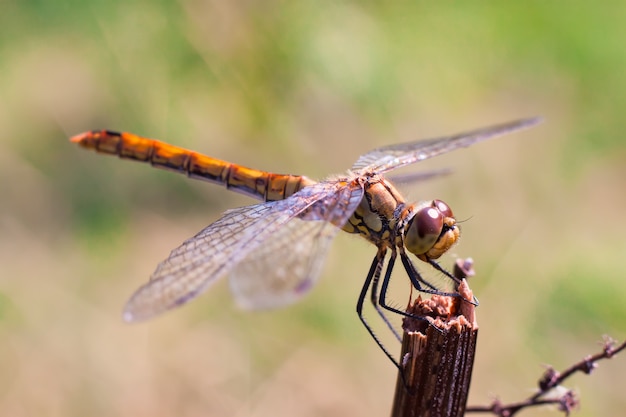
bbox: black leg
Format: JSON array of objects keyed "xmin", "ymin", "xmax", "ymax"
[
  {"xmin": 369, "ymin": 250, "xmax": 402, "ymax": 342},
  {"xmin": 400, "ymin": 250, "xmax": 461, "ymax": 298},
  {"xmin": 356, "ymin": 248, "xmax": 400, "ymax": 369},
  {"xmin": 378, "ymin": 248, "xmax": 435, "ymax": 325},
  {"xmin": 427, "ymin": 259, "xmax": 479, "ymax": 306}
]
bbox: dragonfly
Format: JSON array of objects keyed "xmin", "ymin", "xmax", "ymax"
[{"xmin": 71, "ymin": 117, "xmax": 541, "ymax": 366}]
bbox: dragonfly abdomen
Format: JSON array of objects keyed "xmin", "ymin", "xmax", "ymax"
[{"xmin": 71, "ymin": 130, "xmax": 315, "ymax": 202}]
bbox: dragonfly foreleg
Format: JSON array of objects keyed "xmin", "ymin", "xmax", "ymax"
[
  {"xmin": 399, "ymin": 249, "xmax": 461, "ymax": 298},
  {"xmin": 426, "ymin": 259, "xmax": 479, "ymax": 306}
]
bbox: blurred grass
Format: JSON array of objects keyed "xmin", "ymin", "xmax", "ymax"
[{"xmin": 1, "ymin": 1, "xmax": 626, "ymax": 416}]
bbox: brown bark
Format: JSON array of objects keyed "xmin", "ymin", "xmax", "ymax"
[{"xmin": 390, "ymin": 259, "xmax": 478, "ymax": 417}]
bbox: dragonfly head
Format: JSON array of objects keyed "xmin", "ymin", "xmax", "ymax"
[{"xmin": 404, "ymin": 199, "xmax": 459, "ymax": 262}]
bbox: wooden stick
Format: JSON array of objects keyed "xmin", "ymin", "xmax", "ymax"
[{"xmin": 390, "ymin": 258, "xmax": 479, "ymax": 417}]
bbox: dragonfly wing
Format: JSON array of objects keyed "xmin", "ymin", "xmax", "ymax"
[
  {"xmin": 351, "ymin": 117, "xmax": 542, "ymax": 174},
  {"xmin": 229, "ymin": 179, "xmax": 364, "ymax": 310},
  {"xmin": 123, "ymin": 203, "xmax": 288, "ymax": 321},
  {"xmin": 387, "ymin": 168, "xmax": 453, "ymax": 186},
  {"xmin": 123, "ymin": 180, "xmax": 363, "ymax": 321}
]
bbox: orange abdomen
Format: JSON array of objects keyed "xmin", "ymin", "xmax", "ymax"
[{"xmin": 71, "ymin": 130, "xmax": 315, "ymax": 202}]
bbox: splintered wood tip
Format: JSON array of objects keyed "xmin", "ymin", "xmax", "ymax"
[{"xmin": 403, "ymin": 258, "xmax": 478, "ymax": 333}]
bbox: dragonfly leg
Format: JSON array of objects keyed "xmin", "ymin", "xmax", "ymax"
[
  {"xmin": 356, "ymin": 248, "xmax": 401, "ymax": 370},
  {"xmin": 399, "ymin": 250, "xmax": 462, "ymax": 298},
  {"xmin": 378, "ymin": 248, "xmax": 434, "ymax": 325},
  {"xmin": 369, "ymin": 250, "xmax": 402, "ymax": 342},
  {"xmin": 426, "ymin": 259, "xmax": 479, "ymax": 306}
]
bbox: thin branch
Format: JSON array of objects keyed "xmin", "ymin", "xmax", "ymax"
[
  {"xmin": 467, "ymin": 391, "xmax": 577, "ymax": 417},
  {"xmin": 534, "ymin": 336, "xmax": 626, "ymax": 396},
  {"xmin": 467, "ymin": 337, "xmax": 626, "ymax": 416}
]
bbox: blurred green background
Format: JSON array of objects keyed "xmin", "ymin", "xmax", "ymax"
[{"xmin": 1, "ymin": 1, "xmax": 625, "ymax": 416}]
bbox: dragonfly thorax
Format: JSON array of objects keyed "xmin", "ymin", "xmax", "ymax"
[
  {"xmin": 341, "ymin": 176, "xmax": 406, "ymax": 246},
  {"xmin": 403, "ymin": 199, "xmax": 459, "ymax": 261},
  {"xmin": 341, "ymin": 175, "xmax": 460, "ymax": 261}
]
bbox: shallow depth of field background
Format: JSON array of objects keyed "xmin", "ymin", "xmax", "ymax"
[{"xmin": 1, "ymin": 2, "xmax": 625, "ymax": 416}]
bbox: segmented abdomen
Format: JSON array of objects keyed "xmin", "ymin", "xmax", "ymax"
[{"xmin": 71, "ymin": 130, "xmax": 315, "ymax": 202}]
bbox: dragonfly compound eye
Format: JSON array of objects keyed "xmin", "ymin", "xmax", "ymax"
[
  {"xmin": 433, "ymin": 199, "xmax": 453, "ymax": 219},
  {"xmin": 405, "ymin": 200, "xmax": 459, "ymax": 261},
  {"xmin": 405, "ymin": 202, "xmax": 444, "ymax": 255}
]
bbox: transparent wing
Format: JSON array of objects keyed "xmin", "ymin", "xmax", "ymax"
[
  {"xmin": 230, "ymin": 180, "xmax": 364, "ymax": 310},
  {"xmin": 352, "ymin": 117, "xmax": 542, "ymax": 174},
  {"xmin": 387, "ymin": 168, "xmax": 453, "ymax": 186},
  {"xmin": 123, "ymin": 180, "xmax": 363, "ymax": 321}
]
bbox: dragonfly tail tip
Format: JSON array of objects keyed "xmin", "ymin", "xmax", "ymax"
[{"xmin": 69, "ymin": 132, "xmax": 87, "ymax": 143}]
